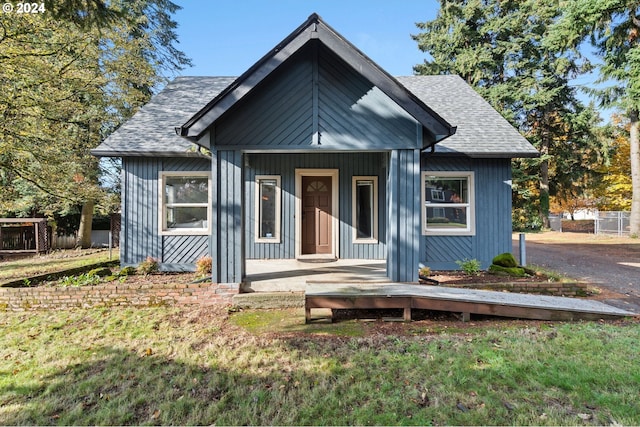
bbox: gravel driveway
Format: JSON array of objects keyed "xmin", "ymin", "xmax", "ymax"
[{"xmin": 513, "ymin": 232, "xmax": 640, "ymax": 314}]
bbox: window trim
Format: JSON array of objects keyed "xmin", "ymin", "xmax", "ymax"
[
  {"xmin": 421, "ymin": 171, "xmax": 475, "ymax": 236},
  {"xmin": 159, "ymin": 171, "xmax": 211, "ymax": 236},
  {"xmin": 352, "ymin": 176, "xmax": 378, "ymax": 244},
  {"xmin": 254, "ymin": 175, "xmax": 281, "ymax": 243}
]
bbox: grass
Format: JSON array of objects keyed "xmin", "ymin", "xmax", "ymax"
[
  {"xmin": 0, "ymin": 250, "xmax": 118, "ymax": 285},
  {"xmin": 1, "ymin": 306, "xmax": 639, "ymax": 425}
]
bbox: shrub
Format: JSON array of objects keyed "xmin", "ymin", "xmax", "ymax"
[
  {"xmin": 59, "ymin": 272, "xmax": 102, "ymax": 287},
  {"xmin": 418, "ymin": 266, "xmax": 431, "ymax": 278},
  {"xmin": 137, "ymin": 257, "xmax": 159, "ymax": 275},
  {"xmin": 118, "ymin": 266, "xmax": 137, "ymax": 277},
  {"xmin": 488, "ymin": 264, "xmax": 526, "ymax": 277},
  {"xmin": 492, "ymin": 253, "xmax": 518, "ymax": 268},
  {"xmin": 195, "ymin": 255, "xmax": 212, "ymax": 277},
  {"xmin": 456, "ymin": 258, "xmax": 481, "ymax": 276},
  {"xmin": 88, "ymin": 267, "xmax": 112, "ymax": 277}
]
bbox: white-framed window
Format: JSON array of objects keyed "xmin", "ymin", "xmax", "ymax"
[
  {"xmin": 255, "ymin": 175, "xmax": 281, "ymax": 243},
  {"xmin": 159, "ymin": 171, "xmax": 211, "ymax": 235},
  {"xmin": 352, "ymin": 176, "xmax": 378, "ymax": 243},
  {"xmin": 421, "ymin": 171, "xmax": 475, "ymax": 236}
]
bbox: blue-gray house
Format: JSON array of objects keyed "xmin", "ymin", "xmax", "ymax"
[{"xmin": 93, "ymin": 14, "xmax": 538, "ymax": 292}]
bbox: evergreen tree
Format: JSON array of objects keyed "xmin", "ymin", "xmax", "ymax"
[
  {"xmin": 547, "ymin": 0, "xmax": 640, "ymax": 236},
  {"xmin": 413, "ymin": 0, "xmax": 604, "ymax": 229}
]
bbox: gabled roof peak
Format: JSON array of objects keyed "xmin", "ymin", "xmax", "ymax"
[{"xmin": 176, "ymin": 13, "xmax": 455, "ymax": 146}]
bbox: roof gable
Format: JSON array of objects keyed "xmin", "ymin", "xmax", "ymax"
[
  {"xmin": 176, "ymin": 13, "xmax": 455, "ymax": 146},
  {"xmin": 212, "ymin": 44, "xmax": 425, "ymax": 151}
]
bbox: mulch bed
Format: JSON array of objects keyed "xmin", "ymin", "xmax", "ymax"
[{"xmin": 423, "ymin": 270, "xmax": 554, "ymax": 286}]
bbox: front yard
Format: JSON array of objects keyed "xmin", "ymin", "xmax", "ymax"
[{"xmin": 1, "ymin": 306, "xmax": 639, "ymax": 425}]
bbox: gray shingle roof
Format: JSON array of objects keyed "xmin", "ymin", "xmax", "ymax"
[
  {"xmin": 92, "ymin": 74, "xmax": 538, "ymax": 158},
  {"xmin": 92, "ymin": 76, "xmax": 235, "ymax": 157},
  {"xmin": 397, "ymin": 75, "xmax": 538, "ymax": 158}
]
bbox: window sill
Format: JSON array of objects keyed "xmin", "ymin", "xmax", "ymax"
[
  {"xmin": 161, "ymin": 229, "xmax": 210, "ymax": 236},
  {"xmin": 354, "ymin": 238, "xmax": 379, "ymax": 244},
  {"xmin": 255, "ymin": 238, "xmax": 281, "ymax": 244},
  {"xmin": 423, "ymin": 230, "xmax": 475, "ymax": 236}
]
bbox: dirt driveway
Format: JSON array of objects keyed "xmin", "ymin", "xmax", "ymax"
[{"xmin": 513, "ymin": 232, "xmax": 640, "ymax": 314}]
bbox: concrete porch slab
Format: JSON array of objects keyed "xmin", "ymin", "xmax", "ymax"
[{"xmin": 243, "ymin": 259, "xmax": 388, "ymax": 292}]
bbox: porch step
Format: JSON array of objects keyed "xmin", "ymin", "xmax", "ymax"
[{"xmin": 233, "ymin": 292, "xmax": 305, "ymax": 309}]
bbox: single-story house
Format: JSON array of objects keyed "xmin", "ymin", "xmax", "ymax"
[{"xmin": 92, "ymin": 13, "xmax": 538, "ymax": 291}]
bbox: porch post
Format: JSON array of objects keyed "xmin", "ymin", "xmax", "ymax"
[
  {"xmin": 211, "ymin": 148, "xmax": 244, "ymax": 288},
  {"xmin": 387, "ymin": 149, "xmax": 421, "ymax": 282}
]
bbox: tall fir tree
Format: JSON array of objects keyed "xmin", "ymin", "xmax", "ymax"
[
  {"xmin": 547, "ymin": 0, "xmax": 640, "ymax": 236},
  {"xmin": 413, "ymin": 0, "xmax": 605, "ymax": 229}
]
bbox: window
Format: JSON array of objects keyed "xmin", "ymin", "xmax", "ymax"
[
  {"xmin": 255, "ymin": 175, "xmax": 281, "ymax": 242},
  {"xmin": 422, "ymin": 171, "xmax": 475, "ymax": 235},
  {"xmin": 160, "ymin": 172, "xmax": 211, "ymax": 235},
  {"xmin": 352, "ymin": 176, "xmax": 378, "ymax": 243}
]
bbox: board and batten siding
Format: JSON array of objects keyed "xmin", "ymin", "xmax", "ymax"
[
  {"xmin": 121, "ymin": 157, "xmax": 210, "ymax": 270},
  {"xmin": 245, "ymin": 152, "xmax": 387, "ymax": 260},
  {"xmin": 386, "ymin": 149, "xmax": 422, "ymax": 282},
  {"xmin": 214, "ymin": 45, "xmax": 421, "ymax": 151},
  {"xmin": 421, "ymin": 156, "xmax": 513, "ymax": 270}
]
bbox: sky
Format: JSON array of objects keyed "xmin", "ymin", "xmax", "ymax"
[
  {"xmin": 173, "ymin": 0, "xmax": 440, "ymax": 77},
  {"xmin": 171, "ymin": 0, "xmax": 610, "ymax": 119}
]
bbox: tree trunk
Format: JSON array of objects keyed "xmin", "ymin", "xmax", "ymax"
[
  {"xmin": 629, "ymin": 109, "xmax": 640, "ymax": 237},
  {"xmin": 76, "ymin": 200, "xmax": 94, "ymax": 249}
]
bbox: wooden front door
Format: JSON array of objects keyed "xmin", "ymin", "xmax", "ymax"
[{"xmin": 301, "ymin": 176, "xmax": 332, "ymax": 255}]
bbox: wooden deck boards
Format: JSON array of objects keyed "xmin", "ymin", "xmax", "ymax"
[{"xmin": 305, "ymin": 283, "xmax": 634, "ymax": 322}]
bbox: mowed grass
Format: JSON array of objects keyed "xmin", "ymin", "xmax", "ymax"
[
  {"xmin": 0, "ymin": 250, "xmax": 118, "ymax": 284},
  {"xmin": 1, "ymin": 306, "xmax": 639, "ymax": 425}
]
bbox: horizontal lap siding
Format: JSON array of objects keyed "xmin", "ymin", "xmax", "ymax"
[
  {"xmin": 245, "ymin": 152, "xmax": 386, "ymax": 260},
  {"xmin": 422, "ymin": 156, "xmax": 512, "ymax": 270},
  {"xmin": 122, "ymin": 157, "xmax": 210, "ymax": 271}
]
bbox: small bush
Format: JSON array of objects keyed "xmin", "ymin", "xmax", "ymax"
[
  {"xmin": 88, "ymin": 267, "xmax": 112, "ymax": 277},
  {"xmin": 137, "ymin": 257, "xmax": 159, "ymax": 275},
  {"xmin": 456, "ymin": 258, "xmax": 481, "ymax": 276},
  {"xmin": 59, "ymin": 272, "xmax": 102, "ymax": 287},
  {"xmin": 492, "ymin": 253, "xmax": 518, "ymax": 268},
  {"xmin": 118, "ymin": 266, "xmax": 137, "ymax": 277},
  {"xmin": 418, "ymin": 266, "xmax": 431, "ymax": 278},
  {"xmin": 195, "ymin": 255, "xmax": 212, "ymax": 277}
]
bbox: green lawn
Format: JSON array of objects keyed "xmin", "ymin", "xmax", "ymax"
[
  {"xmin": 0, "ymin": 250, "xmax": 118, "ymax": 285},
  {"xmin": 1, "ymin": 306, "xmax": 638, "ymax": 425}
]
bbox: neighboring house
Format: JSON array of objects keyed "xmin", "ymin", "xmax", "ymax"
[{"xmin": 92, "ymin": 14, "xmax": 538, "ymax": 289}]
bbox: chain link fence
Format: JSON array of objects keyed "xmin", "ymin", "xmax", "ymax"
[{"xmin": 595, "ymin": 211, "xmax": 631, "ymax": 236}]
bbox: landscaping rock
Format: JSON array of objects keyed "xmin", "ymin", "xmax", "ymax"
[
  {"xmin": 488, "ymin": 264, "xmax": 526, "ymax": 277},
  {"xmin": 492, "ymin": 252, "xmax": 518, "ymax": 268}
]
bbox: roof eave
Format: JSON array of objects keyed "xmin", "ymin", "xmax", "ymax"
[{"xmin": 91, "ymin": 149, "xmax": 209, "ymax": 158}]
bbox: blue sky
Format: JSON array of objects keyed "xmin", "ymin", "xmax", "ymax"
[
  {"xmin": 172, "ymin": 0, "xmax": 610, "ymax": 119},
  {"xmin": 173, "ymin": 0, "xmax": 439, "ymax": 77}
]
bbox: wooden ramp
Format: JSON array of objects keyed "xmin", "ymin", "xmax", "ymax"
[{"xmin": 305, "ymin": 283, "xmax": 634, "ymax": 322}]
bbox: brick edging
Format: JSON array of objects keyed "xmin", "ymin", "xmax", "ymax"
[
  {"xmin": 0, "ymin": 282, "xmax": 238, "ymax": 311},
  {"xmin": 442, "ymin": 281, "xmax": 589, "ymax": 297}
]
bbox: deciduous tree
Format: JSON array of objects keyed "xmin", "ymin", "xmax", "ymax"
[{"xmin": 0, "ymin": 0, "xmax": 190, "ymax": 247}]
